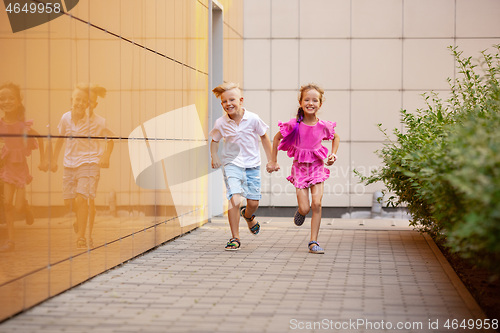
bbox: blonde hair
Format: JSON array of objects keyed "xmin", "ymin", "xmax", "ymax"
[
  {"xmin": 75, "ymin": 82, "xmax": 90, "ymax": 94},
  {"xmin": 212, "ymin": 82, "xmax": 241, "ymax": 98}
]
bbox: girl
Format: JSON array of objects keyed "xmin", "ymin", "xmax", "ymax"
[
  {"xmin": 267, "ymin": 83, "xmax": 339, "ymax": 254},
  {"xmin": 0, "ymin": 83, "xmax": 48, "ymax": 251}
]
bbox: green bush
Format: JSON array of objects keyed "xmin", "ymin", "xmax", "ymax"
[{"xmin": 358, "ymin": 45, "xmax": 500, "ymax": 272}]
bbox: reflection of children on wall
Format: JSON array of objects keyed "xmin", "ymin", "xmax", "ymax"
[
  {"xmin": 51, "ymin": 84, "xmax": 114, "ymax": 249},
  {"xmin": 0, "ymin": 83, "xmax": 48, "ymax": 252}
]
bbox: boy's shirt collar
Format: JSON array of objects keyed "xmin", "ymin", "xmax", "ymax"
[
  {"xmin": 225, "ymin": 108, "xmax": 247, "ymax": 123},
  {"xmin": 70, "ymin": 111, "xmax": 89, "ymax": 126}
]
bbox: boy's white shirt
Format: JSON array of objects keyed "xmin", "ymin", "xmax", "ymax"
[
  {"xmin": 57, "ymin": 110, "xmax": 114, "ymax": 168},
  {"xmin": 209, "ymin": 108, "xmax": 269, "ymax": 168}
]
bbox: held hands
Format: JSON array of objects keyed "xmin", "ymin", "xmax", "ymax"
[
  {"xmin": 49, "ymin": 156, "xmax": 58, "ymax": 172},
  {"xmin": 266, "ymin": 161, "xmax": 280, "ymax": 173},
  {"xmin": 38, "ymin": 158, "xmax": 49, "ymax": 172},
  {"xmin": 325, "ymin": 153, "xmax": 337, "ymax": 166}
]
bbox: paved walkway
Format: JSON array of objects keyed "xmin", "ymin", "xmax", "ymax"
[{"xmin": 0, "ymin": 217, "xmax": 490, "ymax": 333}]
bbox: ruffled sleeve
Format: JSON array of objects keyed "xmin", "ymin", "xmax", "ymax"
[
  {"xmin": 278, "ymin": 118, "xmax": 297, "ymax": 139},
  {"xmin": 323, "ymin": 120, "xmax": 336, "ymax": 140},
  {"xmin": 277, "ymin": 118, "xmax": 297, "ymax": 152}
]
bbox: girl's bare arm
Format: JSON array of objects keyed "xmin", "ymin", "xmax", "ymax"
[
  {"xmin": 326, "ymin": 133, "xmax": 340, "ymax": 165},
  {"xmin": 266, "ymin": 132, "xmax": 282, "ymax": 173},
  {"xmin": 28, "ymin": 128, "xmax": 48, "ymax": 171}
]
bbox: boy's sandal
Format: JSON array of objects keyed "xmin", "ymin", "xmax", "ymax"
[
  {"xmin": 225, "ymin": 238, "xmax": 241, "ymax": 251},
  {"xmin": 294, "ymin": 210, "xmax": 306, "ymax": 226},
  {"xmin": 240, "ymin": 206, "xmax": 260, "ymax": 235},
  {"xmin": 76, "ymin": 237, "xmax": 87, "ymax": 249},
  {"xmin": 308, "ymin": 241, "xmax": 325, "ymax": 254}
]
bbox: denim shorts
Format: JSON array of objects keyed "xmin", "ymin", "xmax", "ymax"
[
  {"xmin": 222, "ymin": 164, "xmax": 261, "ymax": 200},
  {"xmin": 63, "ymin": 163, "xmax": 100, "ymax": 200}
]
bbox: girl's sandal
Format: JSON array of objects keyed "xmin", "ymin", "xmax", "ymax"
[
  {"xmin": 308, "ymin": 241, "xmax": 325, "ymax": 254},
  {"xmin": 294, "ymin": 210, "xmax": 306, "ymax": 226},
  {"xmin": 240, "ymin": 206, "xmax": 260, "ymax": 235},
  {"xmin": 225, "ymin": 238, "xmax": 241, "ymax": 251}
]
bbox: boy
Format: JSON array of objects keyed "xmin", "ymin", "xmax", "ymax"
[
  {"xmin": 51, "ymin": 84, "xmax": 113, "ymax": 249},
  {"xmin": 210, "ymin": 82, "xmax": 272, "ymax": 251}
]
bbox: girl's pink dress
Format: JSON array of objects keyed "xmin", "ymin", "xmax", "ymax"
[
  {"xmin": 0, "ymin": 119, "xmax": 37, "ymax": 188},
  {"xmin": 278, "ymin": 118, "xmax": 336, "ymax": 189}
]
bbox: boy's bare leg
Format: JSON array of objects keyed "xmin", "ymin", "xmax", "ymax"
[
  {"xmin": 88, "ymin": 198, "xmax": 96, "ymax": 246},
  {"xmin": 228, "ymin": 194, "xmax": 242, "ymax": 239},
  {"xmin": 243, "ymin": 199, "xmax": 259, "ymax": 217},
  {"xmin": 75, "ymin": 194, "xmax": 89, "ymax": 246},
  {"xmin": 64, "ymin": 198, "xmax": 78, "ymax": 233}
]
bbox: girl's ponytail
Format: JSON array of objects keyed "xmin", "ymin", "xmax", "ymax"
[{"xmin": 296, "ymin": 107, "xmax": 304, "ymax": 123}]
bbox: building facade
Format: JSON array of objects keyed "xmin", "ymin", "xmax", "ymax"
[
  {"xmin": 243, "ymin": 0, "xmax": 500, "ymax": 208},
  {"xmin": 1, "ymin": 0, "xmax": 500, "ymax": 322},
  {"xmin": 0, "ymin": 0, "xmax": 242, "ymax": 320}
]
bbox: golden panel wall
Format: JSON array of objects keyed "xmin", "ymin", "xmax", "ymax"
[{"xmin": 0, "ymin": 0, "xmax": 242, "ymax": 321}]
